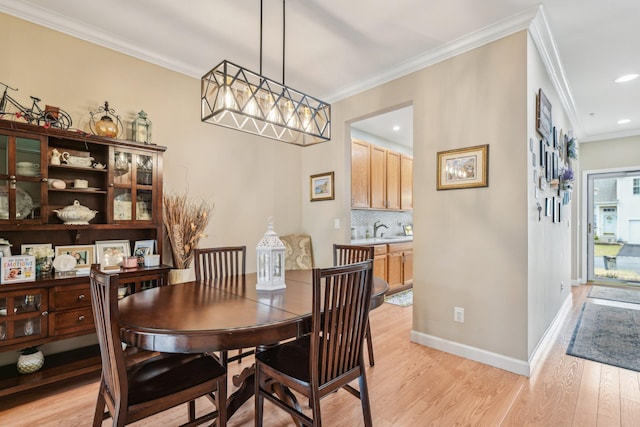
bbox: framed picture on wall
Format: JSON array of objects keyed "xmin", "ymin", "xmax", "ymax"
[
  {"xmin": 536, "ymin": 88, "xmax": 552, "ymax": 143},
  {"xmin": 436, "ymin": 144, "xmax": 489, "ymax": 190},
  {"xmin": 310, "ymin": 171, "xmax": 335, "ymax": 201}
]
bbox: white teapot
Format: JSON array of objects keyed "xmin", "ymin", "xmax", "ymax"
[{"xmin": 50, "ymin": 148, "xmax": 62, "ymax": 165}]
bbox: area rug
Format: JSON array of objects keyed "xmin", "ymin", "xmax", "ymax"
[
  {"xmin": 385, "ymin": 289, "xmax": 413, "ymax": 306},
  {"xmin": 588, "ymin": 285, "xmax": 640, "ymax": 305},
  {"xmin": 567, "ymin": 302, "xmax": 640, "ymax": 372}
]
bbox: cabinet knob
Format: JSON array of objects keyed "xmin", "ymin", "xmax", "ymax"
[
  {"xmin": 78, "ymin": 315, "xmax": 85, "ymax": 321},
  {"xmin": 41, "ymin": 311, "xmax": 48, "ymax": 316},
  {"xmin": 41, "ymin": 177, "xmax": 48, "ymax": 182},
  {"xmin": 77, "ymin": 294, "xmax": 85, "ymax": 300},
  {"xmin": 109, "ymin": 183, "xmax": 114, "ymax": 187}
]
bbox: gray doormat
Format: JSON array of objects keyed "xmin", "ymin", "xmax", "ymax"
[
  {"xmin": 385, "ymin": 289, "xmax": 413, "ymax": 306},
  {"xmin": 567, "ymin": 303, "xmax": 640, "ymax": 372},
  {"xmin": 588, "ymin": 285, "xmax": 640, "ymax": 305}
]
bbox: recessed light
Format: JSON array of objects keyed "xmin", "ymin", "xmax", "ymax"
[
  {"xmin": 615, "ymin": 74, "xmax": 639, "ymax": 83},
  {"xmin": 617, "ymin": 119, "xmax": 631, "ymax": 124},
  {"xmin": 392, "ymin": 125, "xmax": 400, "ymax": 131}
]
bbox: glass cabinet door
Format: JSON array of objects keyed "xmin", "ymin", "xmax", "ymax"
[
  {"xmin": 0, "ymin": 133, "xmax": 44, "ymax": 222},
  {"xmin": 0, "ymin": 289, "xmax": 48, "ymax": 345},
  {"xmin": 111, "ymin": 149, "xmax": 155, "ymax": 222}
]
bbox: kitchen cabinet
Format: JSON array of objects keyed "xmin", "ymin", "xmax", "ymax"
[
  {"xmin": 351, "ymin": 139, "xmax": 370, "ymax": 208},
  {"xmin": 400, "ymin": 154, "xmax": 413, "ymax": 209},
  {"xmin": 0, "ymin": 118, "xmax": 169, "ymax": 397},
  {"xmin": 371, "ymin": 241, "xmax": 413, "ymax": 293},
  {"xmin": 351, "ymin": 138, "xmax": 412, "ymax": 211}
]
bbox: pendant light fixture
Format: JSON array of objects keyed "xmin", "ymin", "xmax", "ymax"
[{"xmin": 201, "ymin": 0, "xmax": 331, "ymax": 146}]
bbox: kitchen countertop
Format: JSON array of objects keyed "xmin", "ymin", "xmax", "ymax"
[{"xmin": 351, "ymin": 236, "xmax": 413, "ymax": 245}]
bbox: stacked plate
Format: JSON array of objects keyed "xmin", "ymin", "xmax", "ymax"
[{"xmin": 16, "ymin": 162, "xmax": 40, "ymax": 177}]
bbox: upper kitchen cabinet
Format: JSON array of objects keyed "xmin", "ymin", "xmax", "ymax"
[{"xmin": 351, "ymin": 139, "xmax": 412, "ymax": 211}]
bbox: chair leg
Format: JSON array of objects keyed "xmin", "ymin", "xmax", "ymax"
[
  {"xmin": 188, "ymin": 400, "xmax": 196, "ymax": 421},
  {"xmin": 310, "ymin": 390, "xmax": 322, "ymax": 427},
  {"xmin": 365, "ymin": 323, "xmax": 375, "ymax": 367},
  {"xmin": 92, "ymin": 382, "xmax": 107, "ymax": 427},
  {"xmin": 358, "ymin": 369, "xmax": 373, "ymax": 427},
  {"xmin": 217, "ymin": 376, "xmax": 227, "ymax": 427}
]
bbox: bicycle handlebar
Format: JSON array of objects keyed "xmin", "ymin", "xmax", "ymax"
[{"xmin": 0, "ymin": 81, "xmax": 18, "ymax": 91}]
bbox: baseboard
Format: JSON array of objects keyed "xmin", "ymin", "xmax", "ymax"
[{"xmin": 410, "ymin": 292, "xmax": 573, "ymax": 377}]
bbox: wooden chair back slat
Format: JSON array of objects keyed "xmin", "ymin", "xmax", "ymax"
[
  {"xmin": 333, "ymin": 244, "xmax": 375, "ymax": 266},
  {"xmin": 194, "ymin": 246, "xmax": 246, "ymax": 282}
]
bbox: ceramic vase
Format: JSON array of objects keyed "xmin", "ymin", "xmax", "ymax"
[{"xmin": 17, "ymin": 349, "xmax": 44, "ymax": 374}]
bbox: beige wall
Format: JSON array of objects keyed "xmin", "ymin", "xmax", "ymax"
[{"xmin": 1, "ymin": 13, "xmax": 303, "ymax": 276}]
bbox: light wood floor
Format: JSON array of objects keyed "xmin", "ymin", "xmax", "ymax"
[{"xmin": 1, "ymin": 284, "xmax": 639, "ymax": 426}]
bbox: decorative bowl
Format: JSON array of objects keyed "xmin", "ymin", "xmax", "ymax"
[{"xmin": 53, "ymin": 200, "xmax": 98, "ymax": 225}]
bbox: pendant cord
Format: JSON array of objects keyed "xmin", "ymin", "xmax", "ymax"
[
  {"xmin": 259, "ymin": 0, "xmax": 263, "ymax": 75},
  {"xmin": 282, "ymin": 0, "xmax": 286, "ymax": 85}
]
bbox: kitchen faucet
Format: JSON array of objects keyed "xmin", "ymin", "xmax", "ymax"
[{"xmin": 373, "ymin": 220, "xmax": 388, "ymax": 238}]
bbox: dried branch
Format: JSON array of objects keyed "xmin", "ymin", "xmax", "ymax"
[{"xmin": 162, "ymin": 192, "xmax": 213, "ymax": 269}]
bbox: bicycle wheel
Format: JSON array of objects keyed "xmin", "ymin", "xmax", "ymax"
[{"xmin": 41, "ymin": 109, "xmax": 72, "ymax": 130}]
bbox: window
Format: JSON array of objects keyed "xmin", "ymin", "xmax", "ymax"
[{"xmin": 634, "ymin": 178, "xmax": 640, "ymax": 195}]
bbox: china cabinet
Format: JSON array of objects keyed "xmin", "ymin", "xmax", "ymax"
[{"xmin": 0, "ymin": 118, "xmax": 169, "ymax": 397}]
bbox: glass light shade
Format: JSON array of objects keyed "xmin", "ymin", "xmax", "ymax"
[
  {"xmin": 256, "ymin": 219, "xmax": 286, "ymax": 290},
  {"xmin": 201, "ymin": 60, "xmax": 331, "ymax": 146},
  {"xmin": 132, "ymin": 110, "xmax": 152, "ymax": 143},
  {"xmin": 95, "ymin": 115, "xmax": 118, "ymax": 137}
]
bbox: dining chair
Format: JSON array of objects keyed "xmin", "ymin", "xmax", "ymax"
[
  {"xmin": 333, "ymin": 244, "xmax": 377, "ymax": 367},
  {"xmin": 255, "ymin": 260, "xmax": 374, "ymax": 427},
  {"xmin": 89, "ymin": 265, "xmax": 227, "ymax": 427},
  {"xmin": 280, "ymin": 234, "xmax": 314, "ymax": 270},
  {"xmin": 194, "ymin": 246, "xmax": 253, "ymax": 366}
]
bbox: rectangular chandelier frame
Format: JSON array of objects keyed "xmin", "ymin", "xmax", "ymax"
[{"xmin": 201, "ymin": 60, "xmax": 331, "ymax": 146}]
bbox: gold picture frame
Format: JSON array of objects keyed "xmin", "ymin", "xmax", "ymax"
[
  {"xmin": 437, "ymin": 144, "xmax": 489, "ymax": 190},
  {"xmin": 310, "ymin": 171, "xmax": 335, "ymax": 201},
  {"xmin": 54, "ymin": 244, "xmax": 95, "ymax": 273}
]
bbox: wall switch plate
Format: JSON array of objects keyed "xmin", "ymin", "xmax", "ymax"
[
  {"xmin": 454, "ymin": 307, "xmax": 464, "ymax": 323},
  {"xmin": 334, "ymin": 218, "xmax": 341, "ymax": 229}
]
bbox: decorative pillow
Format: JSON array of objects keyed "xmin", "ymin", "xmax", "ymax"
[{"xmin": 280, "ymin": 234, "xmax": 314, "ymax": 270}]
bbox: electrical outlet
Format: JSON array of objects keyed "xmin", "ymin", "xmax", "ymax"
[
  {"xmin": 454, "ymin": 307, "xmax": 464, "ymax": 323},
  {"xmin": 560, "ymin": 281, "xmax": 565, "ymax": 291}
]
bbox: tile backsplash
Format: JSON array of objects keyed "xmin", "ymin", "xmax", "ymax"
[{"xmin": 350, "ymin": 210, "xmax": 413, "ymax": 239}]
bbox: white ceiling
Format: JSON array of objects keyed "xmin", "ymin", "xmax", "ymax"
[{"xmin": 1, "ymin": 0, "xmax": 638, "ymax": 146}]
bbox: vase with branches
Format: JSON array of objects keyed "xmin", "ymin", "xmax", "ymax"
[{"xmin": 162, "ymin": 192, "xmax": 213, "ymax": 269}]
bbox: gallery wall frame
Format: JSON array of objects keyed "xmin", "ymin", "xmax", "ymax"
[
  {"xmin": 437, "ymin": 144, "xmax": 489, "ymax": 190},
  {"xmin": 310, "ymin": 171, "xmax": 335, "ymax": 201}
]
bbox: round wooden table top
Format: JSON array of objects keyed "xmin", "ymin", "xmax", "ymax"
[{"xmin": 119, "ymin": 270, "xmax": 388, "ymax": 354}]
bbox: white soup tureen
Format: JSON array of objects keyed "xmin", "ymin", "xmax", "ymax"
[{"xmin": 53, "ymin": 200, "xmax": 98, "ymax": 225}]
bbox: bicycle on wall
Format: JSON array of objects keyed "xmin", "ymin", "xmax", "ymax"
[{"xmin": 0, "ymin": 81, "xmax": 72, "ymax": 129}]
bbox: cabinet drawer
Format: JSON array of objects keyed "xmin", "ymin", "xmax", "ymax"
[
  {"xmin": 373, "ymin": 244, "xmax": 388, "ymax": 256},
  {"xmin": 51, "ymin": 284, "xmax": 91, "ymax": 310},
  {"xmin": 51, "ymin": 307, "xmax": 95, "ymax": 336},
  {"xmin": 388, "ymin": 242, "xmax": 412, "ymax": 253}
]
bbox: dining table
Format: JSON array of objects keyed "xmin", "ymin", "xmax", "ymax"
[{"xmin": 118, "ymin": 269, "xmax": 388, "ymax": 419}]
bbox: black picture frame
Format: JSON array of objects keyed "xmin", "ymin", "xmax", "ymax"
[{"xmin": 536, "ymin": 88, "xmax": 552, "ymax": 143}]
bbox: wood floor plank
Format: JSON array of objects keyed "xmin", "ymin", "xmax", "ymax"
[{"xmin": 1, "ymin": 284, "xmax": 640, "ymax": 426}]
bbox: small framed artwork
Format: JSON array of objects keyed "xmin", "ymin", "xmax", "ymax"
[
  {"xmin": 536, "ymin": 88, "xmax": 552, "ymax": 143},
  {"xmin": 545, "ymin": 197, "xmax": 552, "ymax": 217},
  {"xmin": 310, "ymin": 171, "xmax": 335, "ymax": 201},
  {"xmin": 133, "ymin": 240, "xmax": 156, "ymax": 258},
  {"xmin": 55, "ymin": 244, "xmax": 95, "ymax": 273},
  {"xmin": 1, "ymin": 255, "xmax": 36, "ymax": 284},
  {"xmin": 403, "ymin": 225, "xmax": 413, "ymax": 236},
  {"xmin": 436, "ymin": 144, "xmax": 489, "ymax": 190},
  {"xmin": 95, "ymin": 240, "xmax": 131, "ymax": 268},
  {"xmin": 555, "ymin": 200, "xmax": 562, "ymax": 223}
]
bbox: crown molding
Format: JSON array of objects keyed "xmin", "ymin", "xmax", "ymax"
[
  {"xmin": 0, "ymin": 0, "xmax": 201, "ymax": 78},
  {"xmin": 528, "ymin": 5, "xmax": 584, "ymax": 140},
  {"xmin": 326, "ymin": 6, "xmax": 539, "ymax": 103}
]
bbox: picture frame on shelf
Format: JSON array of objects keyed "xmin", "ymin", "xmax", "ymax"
[
  {"xmin": 95, "ymin": 240, "xmax": 131, "ymax": 268},
  {"xmin": 21, "ymin": 243, "xmax": 52, "ymax": 257},
  {"xmin": 133, "ymin": 240, "xmax": 156, "ymax": 263},
  {"xmin": 437, "ymin": 144, "xmax": 489, "ymax": 190},
  {"xmin": 310, "ymin": 171, "xmax": 335, "ymax": 201},
  {"xmin": 54, "ymin": 244, "xmax": 95, "ymax": 273},
  {"xmin": 1, "ymin": 255, "xmax": 36, "ymax": 284}
]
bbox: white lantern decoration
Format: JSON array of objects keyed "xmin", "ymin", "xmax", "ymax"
[{"xmin": 256, "ymin": 218, "xmax": 286, "ymax": 290}]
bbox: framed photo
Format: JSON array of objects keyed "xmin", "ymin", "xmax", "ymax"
[
  {"xmin": 95, "ymin": 240, "xmax": 131, "ymax": 268},
  {"xmin": 21, "ymin": 243, "xmax": 53, "ymax": 257},
  {"xmin": 55, "ymin": 244, "xmax": 95, "ymax": 273},
  {"xmin": 536, "ymin": 88, "xmax": 552, "ymax": 143},
  {"xmin": 437, "ymin": 144, "xmax": 489, "ymax": 190},
  {"xmin": 1, "ymin": 255, "xmax": 36, "ymax": 284},
  {"xmin": 310, "ymin": 171, "xmax": 335, "ymax": 201},
  {"xmin": 133, "ymin": 240, "xmax": 156, "ymax": 257},
  {"xmin": 545, "ymin": 197, "xmax": 552, "ymax": 217}
]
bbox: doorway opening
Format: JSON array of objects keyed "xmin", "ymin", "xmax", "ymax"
[{"xmin": 587, "ymin": 169, "xmax": 640, "ymax": 284}]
